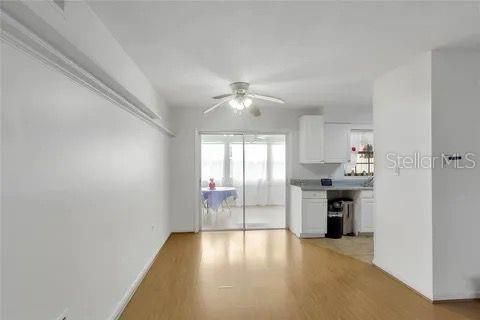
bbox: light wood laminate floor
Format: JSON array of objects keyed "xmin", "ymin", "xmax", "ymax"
[
  {"xmin": 120, "ymin": 230, "xmax": 480, "ymax": 320},
  {"xmin": 202, "ymin": 205, "xmax": 286, "ymax": 230}
]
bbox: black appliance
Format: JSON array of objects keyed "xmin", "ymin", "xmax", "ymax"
[
  {"xmin": 326, "ymin": 200, "xmax": 344, "ymax": 239},
  {"xmin": 321, "ymin": 178, "xmax": 332, "ymax": 186}
]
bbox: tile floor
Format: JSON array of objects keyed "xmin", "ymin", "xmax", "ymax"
[{"xmin": 307, "ymin": 234, "xmax": 374, "ymax": 264}]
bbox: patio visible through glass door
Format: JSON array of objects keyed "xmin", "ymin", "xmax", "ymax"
[
  {"xmin": 200, "ymin": 133, "xmax": 286, "ymax": 231},
  {"xmin": 200, "ymin": 134, "xmax": 244, "ymax": 230},
  {"xmin": 243, "ymin": 134, "xmax": 286, "ymax": 229}
]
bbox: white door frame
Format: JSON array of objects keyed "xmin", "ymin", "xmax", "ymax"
[{"xmin": 194, "ymin": 130, "xmax": 291, "ymax": 233}]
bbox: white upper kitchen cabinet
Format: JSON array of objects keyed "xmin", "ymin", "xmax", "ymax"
[
  {"xmin": 298, "ymin": 115, "xmax": 350, "ymax": 164},
  {"xmin": 299, "ymin": 115, "xmax": 324, "ymax": 163},
  {"xmin": 324, "ymin": 123, "xmax": 351, "ymax": 163}
]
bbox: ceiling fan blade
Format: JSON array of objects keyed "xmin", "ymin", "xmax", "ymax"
[
  {"xmin": 203, "ymin": 99, "xmax": 230, "ymax": 114},
  {"xmin": 248, "ymin": 93, "xmax": 285, "ymax": 104},
  {"xmin": 249, "ymin": 105, "xmax": 261, "ymax": 117},
  {"xmin": 212, "ymin": 93, "xmax": 234, "ymax": 99}
]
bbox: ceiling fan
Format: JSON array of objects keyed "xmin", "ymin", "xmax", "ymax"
[{"xmin": 203, "ymin": 82, "xmax": 285, "ymax": 117}]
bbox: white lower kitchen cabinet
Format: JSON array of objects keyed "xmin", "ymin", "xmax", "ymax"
[
  {"xmin": 353, "ymin": 190, "xmax": 375, "ymax": 234},
  {"xmin": 289, "ymin": 186, "xmax": 328, "ymax": 238}
]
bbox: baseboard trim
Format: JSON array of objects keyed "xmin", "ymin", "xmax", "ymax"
[
  {"xmin": 357, "ymin": 232, "xmax": 374, "ymax": 237},
  {"xmin": 110, "ymin": 232, "xmax": 172, "ymax": 320},
  {"xmin": 372, "ymin": 261, "xmax": 480, "ymax": 303},
  {"xmin": 372, "ymin": 260, "xmax": 434, "ymax": 303},
  {"xmin": 171, "ymin": 229, "xmax": 195, "ymax": 233},
  {"xmin": 432, "ymin": 291, "xmax": 480, "ymax": 303},
  {"xmin": 432, "ymin": 297, "xmax": 480, "ymax": 304},
  {"xmin": 300, "ymin": 233, "xmax": 326, "ymax": 238}
]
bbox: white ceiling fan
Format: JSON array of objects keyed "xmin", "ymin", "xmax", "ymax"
[{"xmin": 203, "ymin": 82, "xmax": 285, "ymax": 117}]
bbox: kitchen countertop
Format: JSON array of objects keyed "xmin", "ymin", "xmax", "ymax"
[{"xmin": 290, "ymin": 179, "xmax": 374, "ymax": 191}]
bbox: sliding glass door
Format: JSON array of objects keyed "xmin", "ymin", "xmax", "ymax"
[
  {"xmin": 200, "ymin": 133, "xmax": 286, "ymax": 231},
  {"xmin": 200, "ymin": 134, "xmax": 244, "ymax": 230},
  {"xmin": 244, "ymin": 135, "xmax": 286, "ymax": 229}
]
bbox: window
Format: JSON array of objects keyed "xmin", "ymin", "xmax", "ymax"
[
  {"xmin": 345, "ymin": 130, "xmax": 374, "ymax": 176},
  {"xmin": 230, "ymin": 143, "xmax": 242, "ymax": 184},
  {"xmin": 271, "ymin": 144, "xmax": 286, "ymax": 181},
  {"xmin": 245, "ymin": 144, "xmax": 268, "ymax": 182},
  {"xmin": 201, "ymin": 143, "xmax": 225, "ymax": 183},
  {"xmin": 230, "ymin": 143, "xmax": 268, "ymax": 183},
  {"xmin": 202, "ymin": 135, "xmax": 286, "ymax": 186}
]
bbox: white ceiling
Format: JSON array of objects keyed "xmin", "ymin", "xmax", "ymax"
[{"xmin": 88, "ymin": 1, "xmax": 480, "ymax": 110}]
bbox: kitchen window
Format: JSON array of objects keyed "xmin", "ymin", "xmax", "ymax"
[{"xmin": 345, "ymin": 130, "xmax": 374, "ymax": 176}]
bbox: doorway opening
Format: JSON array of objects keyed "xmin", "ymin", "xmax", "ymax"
[{"xmin": 199, "ymin": 133, "xmax": 286, "ymax": 231}]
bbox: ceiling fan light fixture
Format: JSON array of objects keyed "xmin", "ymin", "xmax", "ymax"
[
  {"xmin": 203, "ymin": 82, "xmax": 283, "ymax": 116},
  {"xmin": 229, "ymin": 97, "xmax": 252, "ymax": 111},
  {"xmin": 229, "ymin": 98, "xmax": 244, "ymax": 110}
]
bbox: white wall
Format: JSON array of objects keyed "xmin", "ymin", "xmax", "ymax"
[
  {"xmin": 170, "ymin": 106, "xmax": 372, "ymax": 232},
  {"xmin": 323, "ymin": 105, "xmax": 373, "ymax": 124},
  {"xmin": 0, "ymin": 38, "xmax": 3, "ymax": 320},
  {"xmin": 374, "ymin": 48, "xmax": 480, "ymax": 301},
  {"xmin": 373, "ymin": 52, "xmax": 434, "ymax": 299},
  {"xmin": 1, "ymin": 41, "xmax": 170, "ymax": 320},
  {"xmin": 1, "ymin": 0, "xmax": 171, "ymax": 123},
  {"xmin": 431, "ymin": 49, "xmax": 480, "ymax": 300}
]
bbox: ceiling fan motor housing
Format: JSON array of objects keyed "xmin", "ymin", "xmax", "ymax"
[{"xmin": 230, "ymin": 82, "xmax": 250, "ymax": 95}]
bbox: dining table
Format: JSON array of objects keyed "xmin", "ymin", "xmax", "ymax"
[{"xmin": 201, "ymin": 187, "xmax": 238, "ymax": 211}]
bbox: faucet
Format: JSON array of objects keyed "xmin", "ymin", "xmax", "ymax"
[{"xmin": 364, "ymin": 176, "xmax": 374, "ymax": 187}]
